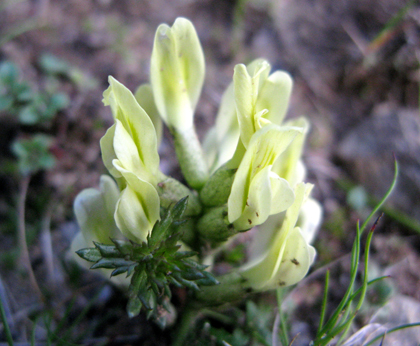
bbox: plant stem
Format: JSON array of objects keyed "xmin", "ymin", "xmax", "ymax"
[
  {"xmin": 172, "ymin": 308, "xmax": 198, "ymax": 346},
  {"xmin": 171, "ymin": 126, "xmax": 208, "ymax": 190},
  {"xmin": 17, "ymin": 175, "xmax": 44, "ymax": 303},
  {"xmin": 317, "ymin": 269, "xmax": 330, "ymax": 335},
  {"xmin": 193, "ymin": 272, "xmax": 248, "ymax": 308},
  {"xmin": 275, "ymin": 288, "xmax": 289, "ymax": 346},
  {"xmin": 0, "ymin": 295, "xmax": 14, "ymax": 346}
]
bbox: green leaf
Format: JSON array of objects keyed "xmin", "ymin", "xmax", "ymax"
[
  {"xmin": 148, "ymin": 196, "xmax": 188, "ymax": 249},
  {"xmin": 0, "ymin": 61, "xmax": 19, "ymax": 85},
  {"xmin": 49, "ymin": 92, "xmax": 70, "ymax": 111},
  {"xmin": 39, "ymin": 54, "xmax": 69, "ymax": 75},
  {"xmin": 93, "ymin": 242, "xmax": 121, "ymax": 257},
  {"xmin": 75, "ymin": 196, "xmax": 218, "ymax": 319},
  {"xmin": 111, "ymin": 238, "xmax": 133, "ymax": 255},
  {"xmin": 18, "ymin": 105, "xmax": 40, "ymax": 125},
  {"xmin": 181, "ymin": 267, "xmax": 205, "ymax": 280},
  {"xmin": 196, "ymin": 271, "xmax": 220, "ymax": 286},
  {"xmin": 90, "ymin": 257, "xmax": 136, "ymax": 269},
  {"xmin": 111, "ymin": 266, "xmax": 131, "ymax": 277},
  {"xmin": 170, "ymin": 196, "xmax": 189, "ymax": 221},
  {"xmin": 75, "ymin": 248, "xmax": 102, "ymax": 262},
  {"xmin": 11, "ymin": 134, "xmax": 56, "ymax": 175},
  {"xmin": 173, "ymin": 251, "xmax": 198, "ymax": 260},
  {"xmin": 0, "ymin": 95, "xmax": 13, "ymax": 111},
  {"xmin": 127, "ymin": 296, "xmax": 142, "ymax": 318}
]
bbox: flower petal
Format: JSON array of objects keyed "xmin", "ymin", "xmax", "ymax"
[
  {"xmin": 232, "ymin": 166, "xmax": 272, "ymax": 230},
  {"xmin": 263, "ymin": 226, "xmax": 315, "ymax": 289},
  {"xmin": 228, "ymin": 124, "xmax": 302, "ymax": 224},
  {"xmin": 100, "ymin": 124, "xmax": 121, "ymax": 179},
  {"xmin": 269, "ymin": 171, "xmax": 295, "ymax": 214},
  {"xmin": 234, "ymin": 60, "xmax": 271, "ymax": 147},
  {"xmin": 73, "ymin": 175, "xmax": 121, "ymax": 245},
  {"xmin": 103, "ymin": 76, "xmax": 159, "ymax": 183},
  {"xmin": 256, "ymin": 71, "xmax": 293, "ymax": 126},
  {"xmin": 134, "ymin": 83, "xmax": 163, "ymax": 146},
  {"xmin": 113, "ymin": 162, "xmax": 160, "ymax": 243}
]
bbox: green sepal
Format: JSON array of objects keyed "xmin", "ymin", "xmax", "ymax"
[
  {"xmin": 199, "ymin": 164, "xmax": 237, "ymax": 207},
  {"xmin": 197, "ymin": 205, "xmax": 238, "ymax": 245},
  {"xmin": 157, "ymin": 176, "xmax": 202, "ymax": 216}
]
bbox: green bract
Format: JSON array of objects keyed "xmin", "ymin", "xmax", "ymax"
[
  {"xmin": 227, "ymin": 124, "xmax": 302, "ymax": 231},
  {"xmin": 150, "ymin": 17, "xmax": 205, "ymax": 131}
]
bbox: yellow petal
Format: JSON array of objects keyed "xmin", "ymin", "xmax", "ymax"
[
  {"xmin": 113, "ymin": 162, "xmax": 160, "ymax": 243},
  {"xmin": 134, "ymin": 83, "xmax": 163, "ymax": 146},
  {"xmin": 103, "ymin": 77, "xmax": 160, "ymax": 183},
  {"xmin": 73, "ymin": 175, "xmax": 121, "ymax": 245},
  {"xmin": 228, "ymin": 125, "xmax": 302, "ymax": 224},
  {"xmin": 256, "ymin": 71, "xmax": 292, "ymax": 126}
]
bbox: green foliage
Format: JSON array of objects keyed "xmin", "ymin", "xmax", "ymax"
[
  {"xmin": 38, "ymin": 54, "xmax": 98, "ymax": 91},
  {"xmin": 11, "ymin": 134, "xmax": 55, "ymax": 176},
  {"xmin": 0, "ymin": 60, "xmax": 69, "ymax": 125},
  {"xmin": 184, "ymin": 301, "xmax": 273, "ymax": 346},
  {"xmin": 76, "ymin": 197, "xmax": 219, "ymax": 318},
  {"xmin": 311, "ymin": 159, "xmax": 399, "ymax": 346}
]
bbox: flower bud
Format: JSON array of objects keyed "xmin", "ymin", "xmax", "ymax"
[
  {"xmin": 150, "ymin": 17, "xmax": 205, "ymax": 131},
  {"xmin": 199, "ymin": 164, "xmax": 237, "ymax": 207}
]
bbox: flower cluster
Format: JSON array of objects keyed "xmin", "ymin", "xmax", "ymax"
[{"xmin": 71, "ymin": 17, "xmax": 322, "ymax": 307}]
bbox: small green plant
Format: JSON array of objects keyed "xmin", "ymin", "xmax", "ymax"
[
  {"xmin": 68, "ymin": 17, "xmax": 417, "ymax": 345},
  {"xmin": 0, "ymin": 58, "xmax": 71, "ymax": 306},
  {"xmin": 72, "ymin": 18, "xmax": 321, "ymax": 321},
  {"xmin": 0, "ymin": 60, "xmax": 69, "ymax": 125}
]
